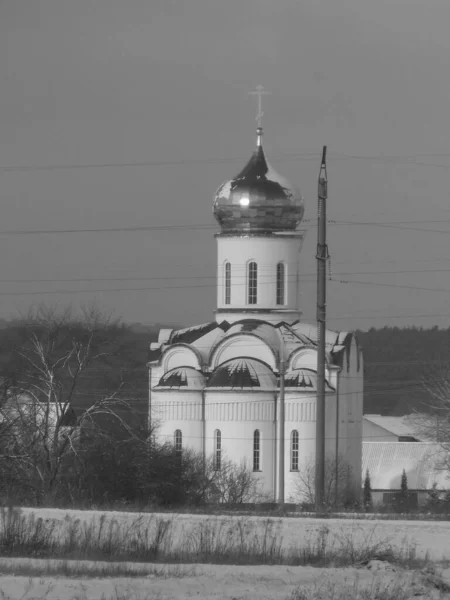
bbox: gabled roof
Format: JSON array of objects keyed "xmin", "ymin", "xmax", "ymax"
[
  {"xmin": 364, "ymin": 414, "xmax": 422, "ymax": 439},
  {"xmin": 362, "ymin": 442, "xmax": 449, "ymax": 490}
]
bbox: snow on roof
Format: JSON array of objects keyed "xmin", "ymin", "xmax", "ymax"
[
  {"xmin": 363, "ymin": 414, "xmax": 422, "ymax": 439},
  {"xmin": 285, "ymin": 368, "xmax": 335, "ymax": 391},
  {"xmin": 224, "ymin": 320, "xmax": 282, "ymax": 359},
  {"xmin": 207, "ymin": 358, "xmax": 276, "ymax": 390},
  {"xmin": 191, "ymin": 326, "xmax": 226, "ymax": 363},
  {"xmin": 156, "ymin": 367, "xmax": 205, "ymax": 390},
  {"xmin": 170, "ymin": 322, "xmax": 222, "ymax": 345},
  {"xmin": 152, "ymin": 319, "xmax": 357, "ymax": 371},
  {"xmin": 362, "ymin": 442, "xmax": 450, "ymax": 490}
]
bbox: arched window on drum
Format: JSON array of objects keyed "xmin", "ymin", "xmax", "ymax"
[
  {"xmin": 247, "ymin": 261, "xmax": 258, "ymax": 305},
  {"xmin": 291, "ymin": 430, "xmax": 299, "ymax": 471},
  {"xmin": 276, "ymin": 262, "xmax": 286, "ymax": 305},
  {"xmin": 224, "ymin": 262, "xmax": 231, "ymax": 305}
]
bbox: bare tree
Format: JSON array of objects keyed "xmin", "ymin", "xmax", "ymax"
[
  {"xmin": 292, "ymin": 456, "xmax": 354, "ymax": 508},
  {"xmin": 206, "ymin": 456, "xmax": 263, "ymax": 504},
  {"xmin": 410, "ymin": 366, "xmax": 450, "ymax": 471},
  {"xmin": 0, "ymin": 304, "xmax": 146, "ymax": 505}
]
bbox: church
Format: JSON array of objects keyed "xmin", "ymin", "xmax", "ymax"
[{"xmin": 148, "ymin": 117, "xmax": 364, "ymax": 503}]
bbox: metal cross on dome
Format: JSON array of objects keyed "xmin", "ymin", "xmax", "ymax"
[{"xmin": 249, "ymin": 85, "xmax": 270, "ymax": 128}]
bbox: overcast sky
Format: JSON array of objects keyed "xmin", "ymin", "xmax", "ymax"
[{"xmin": 2, "ymin": 0, "xmax": 450, "ymax": 330}]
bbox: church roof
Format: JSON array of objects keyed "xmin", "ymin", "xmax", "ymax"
[
  {"xmin": 213, "ymin": 128, "xmax": 304, "ymax": 234},
  {"xmin": 207, "ymin": 358, "xmax": 276, "ymax": 390},
  {"xmin": 284, "ymin": 368, "xmax": 335, "ymax": 391},
  {"xmin": 223, "ymin": 319, "xmax": 282, "ymax": 359},
  {"xmin": 156, "ymin": 367, "xmax": 205, "ymax": 390},
  {"xmin": 149, "ymin": 318, "xmax": 359, "ymax": 376}
]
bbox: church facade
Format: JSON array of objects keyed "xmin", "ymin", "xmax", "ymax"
[{"xmin": 148, "ymin": 124, "xmax": 363, "ymax": 503}]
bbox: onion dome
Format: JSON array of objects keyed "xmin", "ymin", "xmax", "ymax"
[
  {"xmin": 213, "ymin": 127, "xmax": 304, "ymax": 233},
  {"xmin": 207, "ymin": 358, "xmax": 276, "ymax": 390},
  {"xmin": 156, "ymin": 367, "xmax": 205, "ymax": 390}
]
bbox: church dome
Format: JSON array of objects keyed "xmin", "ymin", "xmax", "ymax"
[
  {"xmin": 213, "ymin": 128, "xmax": 304, "ymax": 233},
  {"xmin": 284, "ymin": 368, "xmax": 335, "ymax": 391},
  {"xmin": 207, "ymin": 358, "xmax": 276, "ymax": 390},
  {"xmin": 156, "ymin": 367, "xmax": 205, "ymax": 390}
]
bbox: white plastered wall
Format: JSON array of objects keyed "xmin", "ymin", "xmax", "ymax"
[
  {"xmin": 216, "ymin": 232, "xmax": 305, "ymax": 324},
  {"xmin": 151, "ymin": 390, "xmax": 204, "ymax": 455},
  {"xmin": 204, "ymin": 390, "xmax": 276, "ymax": 499}
]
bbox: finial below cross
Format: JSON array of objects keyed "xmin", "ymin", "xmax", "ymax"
[{"xmin": 249, "ymin": 85, "xmax": 270, "ymax": 128}]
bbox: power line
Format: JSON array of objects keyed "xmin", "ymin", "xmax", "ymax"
[
  {"xmin": 3, "ymin": 150, "xmax": 450, "ymax": 173},
  {"xmin": 3, "ymin": 265, "xmax": 450, "ymax": 285},
  {"xmin": 2, "ymin": 217, "xmax": 450, "ymax": 237}
]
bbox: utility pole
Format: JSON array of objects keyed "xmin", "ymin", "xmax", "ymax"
[
  {"xmin": 277, "ymin": 350, "xmax": 286, "ymax": 505},
  {"xmin": 315, "ymin": 146, "xmax": 328, "ymax": 510}
]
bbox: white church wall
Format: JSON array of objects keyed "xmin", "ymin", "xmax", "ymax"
[
  {"xmin": 151, "ymin": 391, "xmax": 203, "ymax": 454},
  {"xmin": 205, "ymin": 391, "xmax": 276, "ymax": 499},
  {"xmin": 216, "ymin": 234, "xmax": 305, "ymax": 322},
  {"xmin": 284, "ymin": 391, "xmax": 339, "ymax": 502},
  {"xmin": 336, "ymin": 338, "xmax": 363, "ymax": 501}
]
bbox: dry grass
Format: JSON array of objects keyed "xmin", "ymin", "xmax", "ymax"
[
  {"xmin": 2, "ymin": 506, "xmax": 448, "ymax": 571},
  {"xmin": 288, "ymin": 575, "xmax": 448, "ymax": 600},
  {"xmin": 0, "ymin": 507, "xmax": 409, "ymax": 568}
]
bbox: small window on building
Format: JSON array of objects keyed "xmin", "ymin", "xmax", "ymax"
[
  {"xmin": 291, "ymin": 430, "xmax": 299, "ymax": 471},
  {"xmin": 224, "ymin": 262, "xmax": 231, "ymax": 305},
  {"xmin": 248, "ymin": 262, "xmax": 258, "ymax": 305},
  {"xmin": 253, "ymin": 429, "xmax": 261, "ymax": 471},
  {"xmin": 276, "ymin": 262, "xmax": 286, "ymax": 305},
  {"xmin": 214, "ymin": 429, "xmax": 222, "ymax": 470},
  {"xmin": 174, "ymin": 429, "xmax": 182, "ymax": 458}
]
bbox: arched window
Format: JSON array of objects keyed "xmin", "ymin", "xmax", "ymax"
[
  {"xmin": 214, "ymin": 429, "xmax": 222, "ymax": 471},
  {"xmin": 174, "ymin": 429, "xmax": 182, "ymax": 458},
  {"xmin": 276, "ymin": 262, "xmax": 285, "ymax": 305},
  {"xmin": 224, "ymin": 262, "xmax": 231, "ymax": 305},
  {"xmin": 248, "ymin": 261, "xmax": 258, "ymax": 305},
  {"xmin": 291, "ymin": 430, "xmax": 299, "ymax": 471},
  {"xmin": 253, "ymin": 429, "xmax": 261, "ymax": 471}
]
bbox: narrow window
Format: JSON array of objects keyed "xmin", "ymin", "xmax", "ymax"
[
  {"xmin": 214, "ymin": 429, "xmax": 221, "ymax": 470},
  {"xmin": 253, "ymin": 429, "xmax": 261, "ymax": 471},
  {"xmin": 224, "ymin": 262, "xmax": 231, "ymax": 305},
  {"xmin": 276, "ymin": 262, "xmax": 285, "ymax": 305},
  {"xmin": 174, "ymin": 429, "xmax": 182, "ymax": 458},
  {"xmin": 291, "ymin": 430, "xmax": 299, "ymax": 471},
  {"xmin": 248, "ymin": 262, "xmax": 258, "ymax": 305}
]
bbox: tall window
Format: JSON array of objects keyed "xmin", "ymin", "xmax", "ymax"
[
  {"xmin": 214, "ymin": 429, "xmax": 222, "ymax": 470},
  {"xmin": 174, "ymin": 429, "xmax": 182, "ymax": 458},
  {"xmin": 253, "ymin": 429, "xmax": 261, "ymax": 471},
  {"xmin": 248, "ymin": 261, "xmax": 258, "ymax": 305},
  {"xmin": 291, "ymin": 430, "xmax": 299, "ymax": 471},
  {"xmin": 224, "ymin": 262, "xmax": 231, "ymax": 305},
  {"xmin": 276, "ymin": 262, "xmax": 285, "ymax": 305}
]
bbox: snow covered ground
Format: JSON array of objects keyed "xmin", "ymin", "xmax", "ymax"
[
  {"xmin": 0, "ymin": 560, "xmax": 421, "ymax": 600},
  {"xmin": 18, "ymin": 507, "xmax": 450, "ymax": 561}
]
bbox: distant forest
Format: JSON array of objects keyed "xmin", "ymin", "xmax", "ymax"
[
  {"xmin": 1, "ymin": 318, "xmax": 449, "ymax": 418},
  {"xmin": 357, "ymin": 326, "xmax": 450, "ymax": 416}
]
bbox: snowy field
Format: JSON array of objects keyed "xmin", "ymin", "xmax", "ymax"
[
  {"xmin": 0, "ymin": 560, "xmax": 430, "ymax": 600},
  {"xmin": 19, "ymin": 507, "xmax": 450, "ymax": 561}
]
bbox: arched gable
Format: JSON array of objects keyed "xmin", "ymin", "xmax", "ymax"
[
  {"xmin": 288, "ymin": 347, "xmax": 318, "ymax": 372},
  {"xmin": 160, "ymin": 343, "xmax": 202, "ymax": 373},
  {"xmin": 209, "ymin": 332, "xmax": 277, "ymax": 371}
]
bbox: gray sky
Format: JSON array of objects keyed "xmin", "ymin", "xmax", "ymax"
[{"xmin": 2, "ymin": 0, "xmax": 450, "ymax": 331}]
